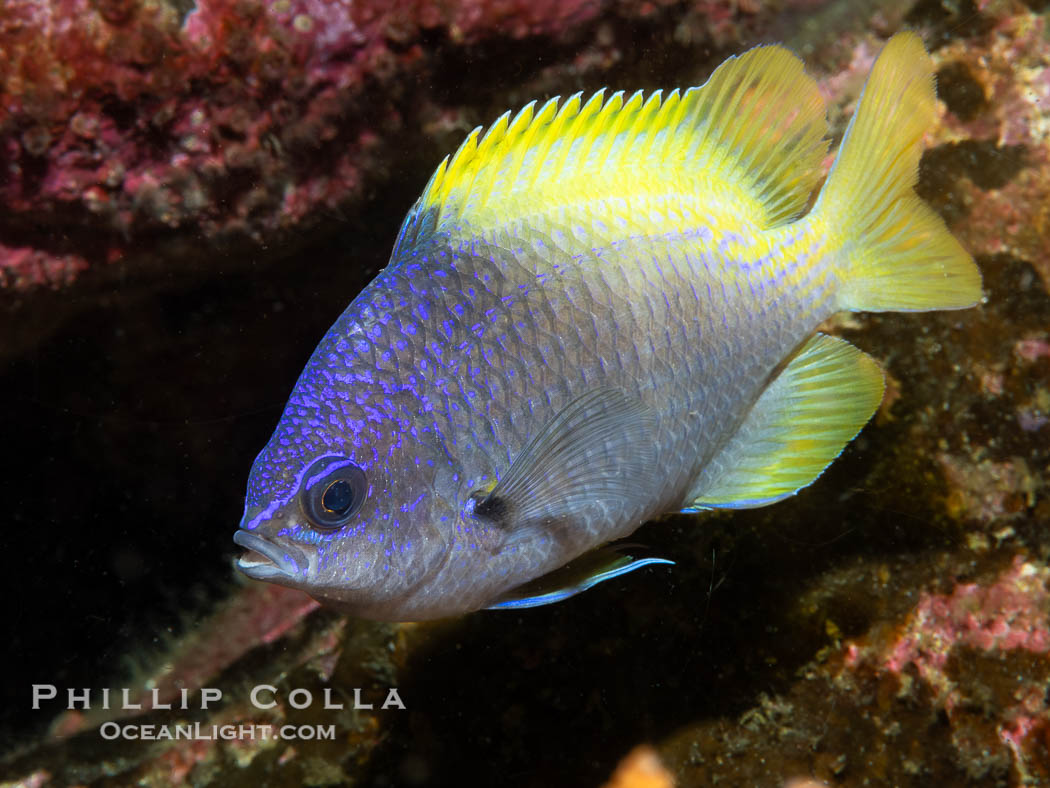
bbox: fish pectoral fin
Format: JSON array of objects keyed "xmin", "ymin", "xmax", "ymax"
[
  {"xmin": 472, "ymin": 387, "xmax": 660, "ymax": 538},
  {"xmin": 486, "ymin": 546, "xmax": 674, "ymax": 610},
  {"xmin": 686, "ymin": 333, "xmax": 885, "ymax": 510}
]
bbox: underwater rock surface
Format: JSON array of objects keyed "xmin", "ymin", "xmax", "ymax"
[
  {"xmin": 0, "ymin": 0, "xmax": 804, "ymax": 362},
  {"xmin": 2, "ymin": 0, "xmax": 1049, "ymax": 785},
  {"xmin": 0, "ymin": 0, "xmax": 589, "ymax": 289}
]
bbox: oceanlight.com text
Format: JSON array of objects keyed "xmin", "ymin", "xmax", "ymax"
[{"xmin": 99, "ymin": 722, "xmax": 337, "ymax": 741}]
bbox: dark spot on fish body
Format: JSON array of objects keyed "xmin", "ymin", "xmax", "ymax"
[{"xmin": 472, "ymin": 492, "xmax": 513, "ymax": 526}]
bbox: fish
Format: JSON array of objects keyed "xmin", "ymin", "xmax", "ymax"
[{"xmin": 233, "ymin": 32, "xmax": 981, "ymax": 621}]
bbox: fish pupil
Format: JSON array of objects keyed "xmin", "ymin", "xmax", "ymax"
[{"xmin": 322, "ymin": 480, "xmax": 354, "ymax": 515}]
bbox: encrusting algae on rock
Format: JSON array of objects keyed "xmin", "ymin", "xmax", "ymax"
[{"xmin": 232, "ymin": 32, "xmax": 981, "ymax": 620}]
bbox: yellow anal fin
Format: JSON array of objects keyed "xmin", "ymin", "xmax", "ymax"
[
  {"xmin": 393, "ymin": 42, "xmax": 830, "ymax": 255},
  {"xmin": 686, "ymin": 334, "xmax": 884, "ymax": 510}
]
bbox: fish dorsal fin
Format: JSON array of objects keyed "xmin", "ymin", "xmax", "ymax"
[
  {"xmin": 487, "ymin": 546, "xmax": 674, "ymax": 610},
  {"xmin": 685, "ymin": 334, "xmax": 885, "ymax": 510},
  {"xmin": 393, "ymin": 45, "xmax": 829, "ymax": 255}
]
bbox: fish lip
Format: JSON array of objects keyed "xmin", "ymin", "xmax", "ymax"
[{"xmin": 233, "ymin": 530, "xmax": 304, "ymax": 581}]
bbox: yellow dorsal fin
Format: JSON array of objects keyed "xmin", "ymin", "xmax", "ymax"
[{"xmin": 393, "ymin": 44, "xmax": 829, "ymax": 255}]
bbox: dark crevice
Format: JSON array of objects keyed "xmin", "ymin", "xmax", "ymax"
[
  {"xmin": 918, "ymin": 140, "xmax": 1028, "ymax": 224},
  {"xmin": 905, "ymin": 0, "xmax": 992, "ymax": 49},
  {"xmin": 936, "ymin": 61, "xmax": 987, "ymax": 121}
]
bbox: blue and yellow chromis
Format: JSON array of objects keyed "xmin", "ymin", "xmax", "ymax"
[{"xmin": 233, "ymin": 33, "xmax": 981, "ymax": 620}]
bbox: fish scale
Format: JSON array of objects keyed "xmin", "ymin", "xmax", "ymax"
[
  {"xmin": 234, "ymin": 34, "xmax": 981, "ymax": 620},
  {"xmin": 262, "ymin": 223, "xmax": 825, "ymax": 609},
  {"xmin": 288, "ymin": 223, "xmax": 825, "ymax": 576}
]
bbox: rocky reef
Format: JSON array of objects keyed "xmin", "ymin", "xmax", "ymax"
[
  {"xmin": 2, "ymin": 0, "xmax": 1049, "ymax": 785},
  {"xmin": 0, "ymin": 0, "xmax": 595, "ymax": 291},
  {"xmin": 0, "ymin": 0, "xmax": 796, "ymax": 360}
]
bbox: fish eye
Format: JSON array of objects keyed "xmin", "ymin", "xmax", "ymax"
[{"xmin": 301, "ymin": 458, "xmax": 367, "ymax": 530}]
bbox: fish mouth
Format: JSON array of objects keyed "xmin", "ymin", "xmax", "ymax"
[{"xmin": 233, "ymin": 530, "xmax": 304, "ymax": 581}]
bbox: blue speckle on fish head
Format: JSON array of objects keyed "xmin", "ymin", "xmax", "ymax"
[{"xmin": 233, "ymin": 334, "xmax": 467, "ymax": 617}]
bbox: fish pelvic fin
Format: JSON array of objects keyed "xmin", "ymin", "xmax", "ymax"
[
  {"xmin": 486, "ymin": 547, "xmax": 674, "ymax": 610},
  {"xmin": 393, "ymin": 43, "xmax": 829, "ymax": 255},
  {"xmin": 686, "ymin": 334, "xmax": 884, "ymax": 509},
  {"xmin": 815, "ymin": 31, "xmax": 982, "ymax": 312}
]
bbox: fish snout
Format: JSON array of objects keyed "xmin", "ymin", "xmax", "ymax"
[{"xmin": 233, "ymin": 529, "xmax": 307, "ymax": 582}]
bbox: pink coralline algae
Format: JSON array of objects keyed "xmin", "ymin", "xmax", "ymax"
[
  {"xmin": 1016, "ymin": 335, "xmax": 1050, "ymax": 363},
  {"xmin": 933, "ymin": 9, "xmax": 1050, "ymax": 289},
  {"xmin": 0, "ymin": 0, "xmax": 606, "ymax": 290},
  {"xmin": 845, "ymin": 556, "xmax": 1050, "ymax": 781},
  {"xmin": 881, "ymin": 557, "xmax": 1050, "ymax": 683},
  {"xmin": 939, "ymin": 454, "xmax": 1040, "ymax": 524}
]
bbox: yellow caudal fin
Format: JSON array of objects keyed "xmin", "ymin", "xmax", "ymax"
[{"xmin": 815, "ymin": 32, "xmax": 982, "ymax": 312}]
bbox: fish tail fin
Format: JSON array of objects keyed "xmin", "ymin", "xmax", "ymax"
[{"xmin": 815, "ymin": 32, "xmax": 982, "ymax": 312}]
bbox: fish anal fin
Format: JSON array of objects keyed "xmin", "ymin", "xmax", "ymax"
[{"xmin": 688, "ymin": 333, "xmax": 884, "ymax": 509}]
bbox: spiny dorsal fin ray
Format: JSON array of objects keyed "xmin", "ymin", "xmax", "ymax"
[{"xmin": 393, "ymin": 45, "xmax": 829, "ymax": 256}]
